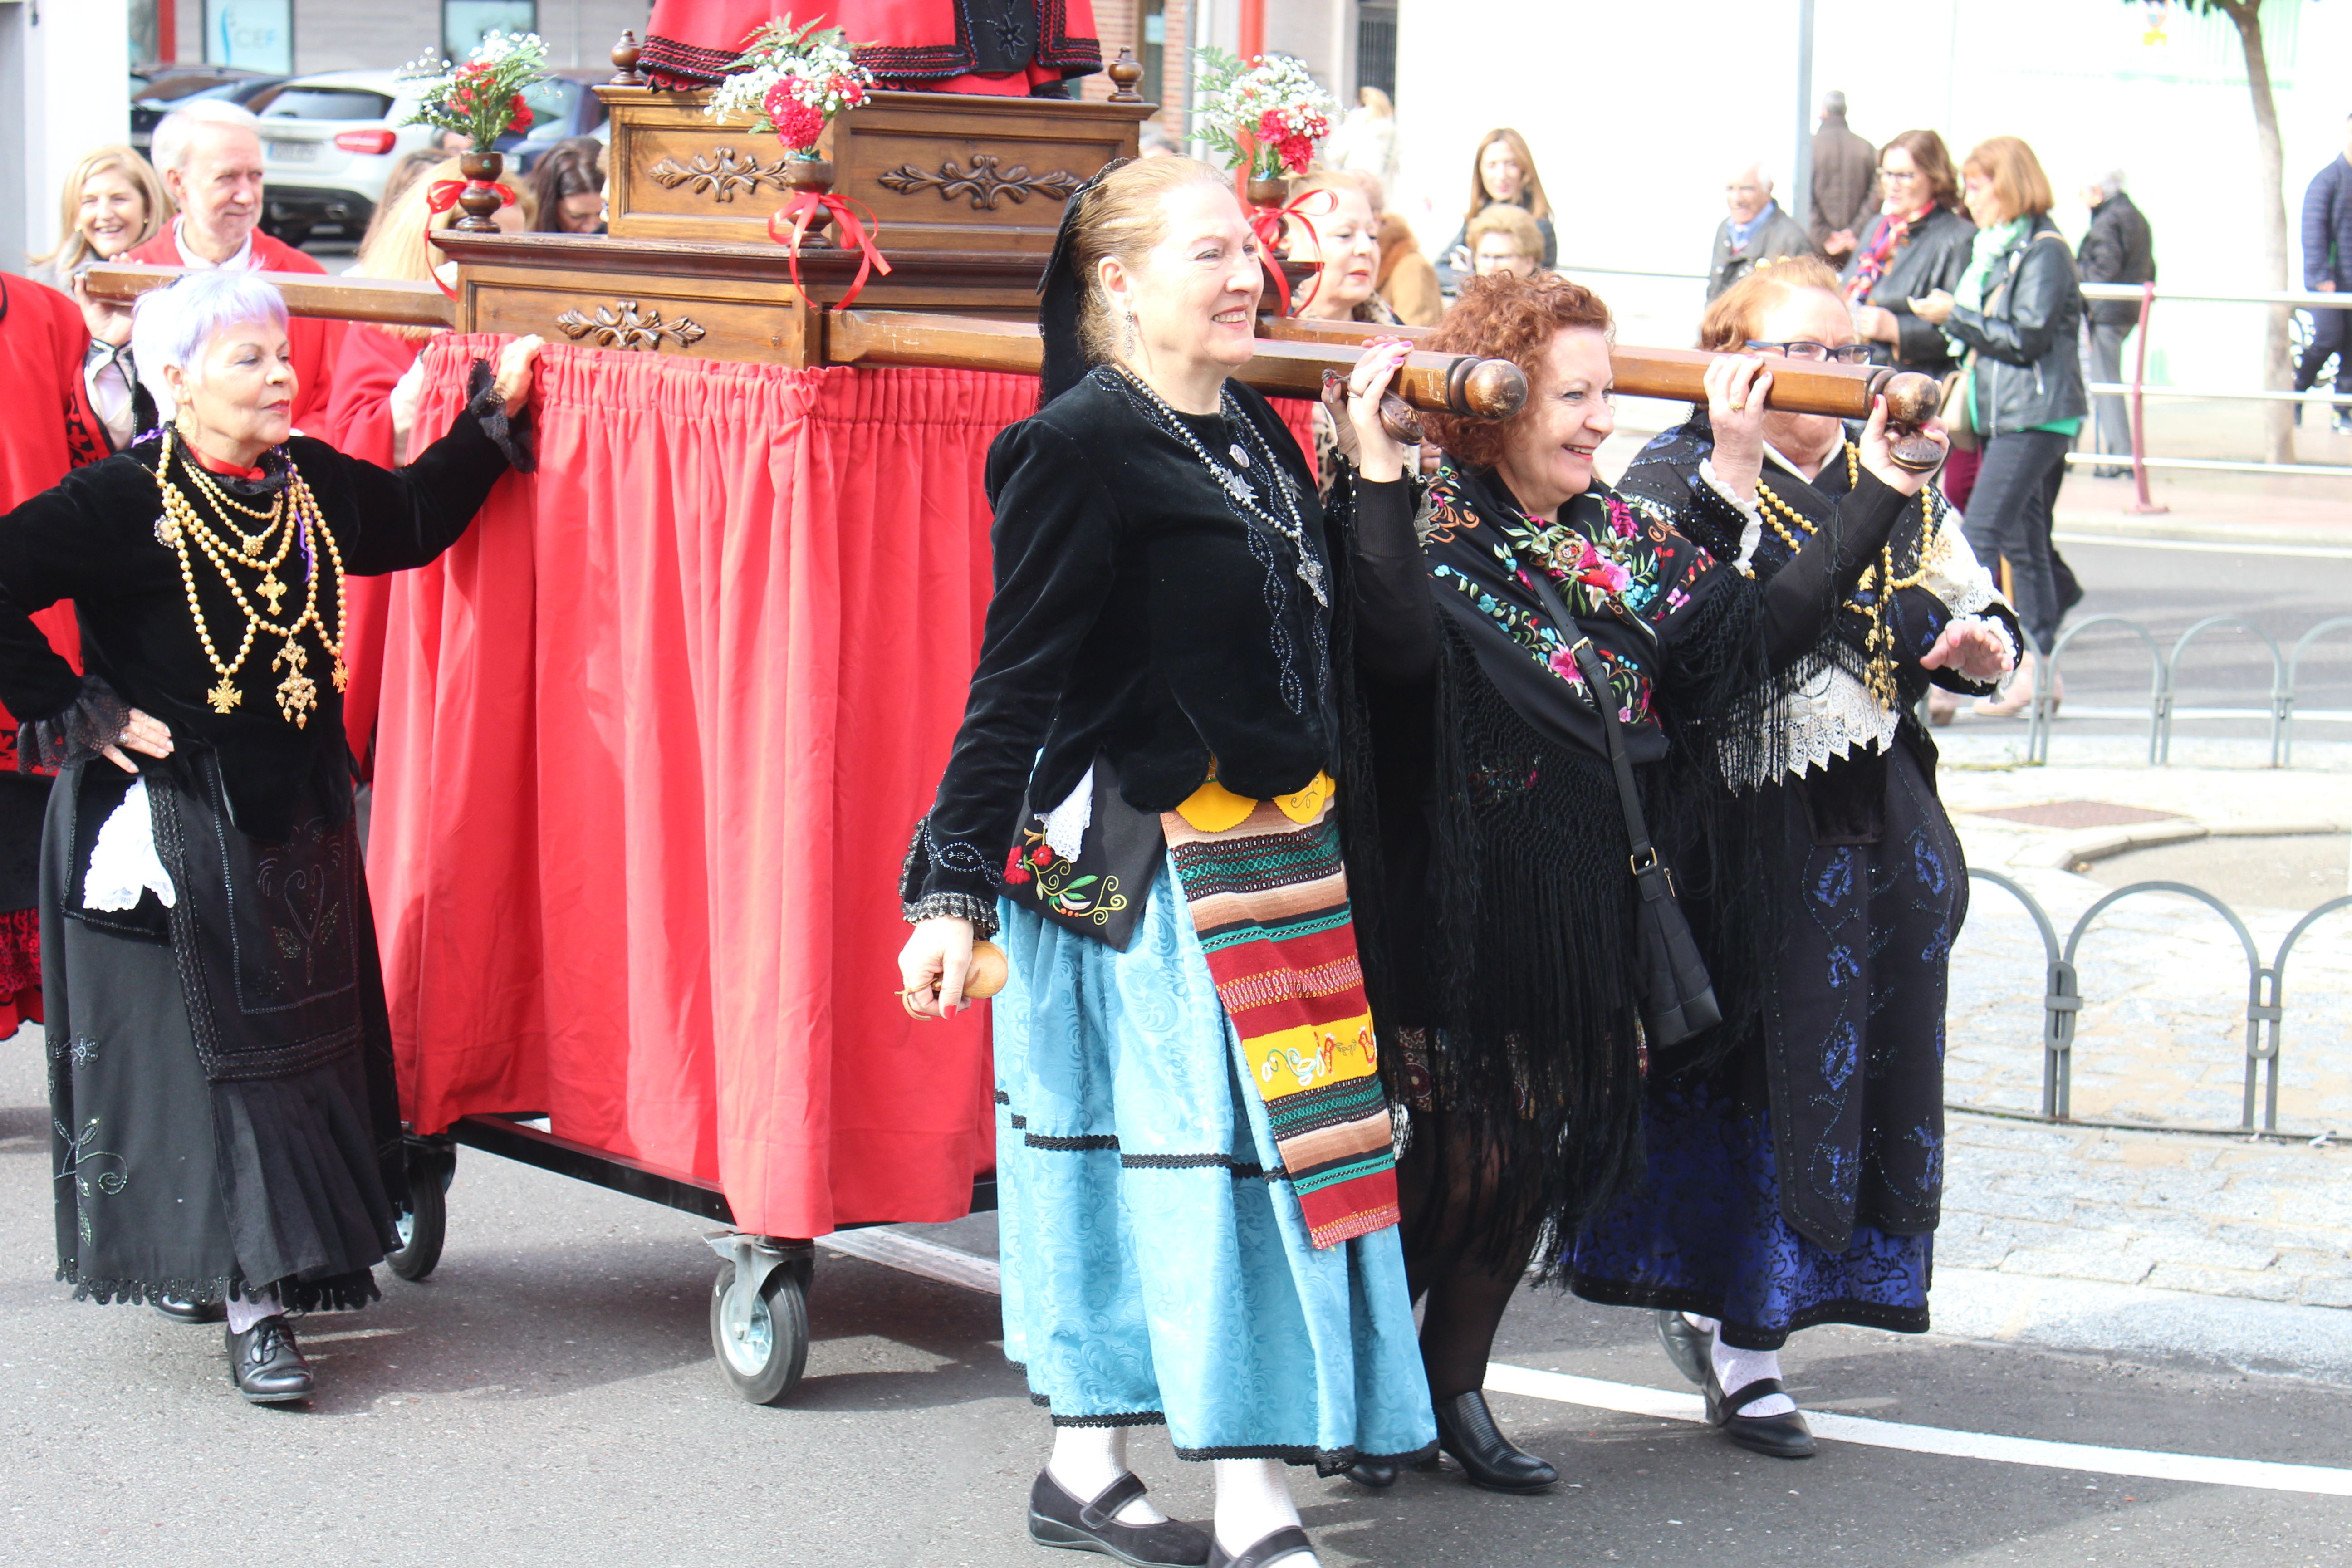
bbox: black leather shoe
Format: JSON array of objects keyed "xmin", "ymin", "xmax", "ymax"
[
  {"xmin": 1341, "ymin": 1458, "xmax": 1397, "ymax": 1488},
  {"xmin": 1704, "ymin": 1368, "xmax": 1816, "ymax": 1459},
  {"xmin": 1208, "ymin": 1525, "xmax": 1314, "ymax": 1568},
  {"xmin": 1433, "ymin": 1389, "xmax": 1557, "ymax": 1493},
  {"xmin": 1654, "ymin": 1310, "xmax": 1709, "ymax": 1387},
  {"xmin": 1028, "ymin": 1470, "xmax": 1210, "ymax": 1568},
  {"xmin": 154, "ymin": 1295, "xmax": 225, "ymax": 1326},
  {"xmin": 226, "ymin": 1318, "xmax": 314, "ymax": 1404}
]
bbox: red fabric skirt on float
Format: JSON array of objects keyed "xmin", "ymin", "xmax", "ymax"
[
  {"xmin": 372, "ymin": 338, "xmax": 1017, "ymax": 1236},
  {"xmin": 639, "ymin": 0, "xmax": 1101, "ymax": 91}
]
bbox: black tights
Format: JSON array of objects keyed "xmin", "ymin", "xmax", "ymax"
[{"xmin": 1395, "ymin": 1116, "xmax": 1543, "ymax": 1403}]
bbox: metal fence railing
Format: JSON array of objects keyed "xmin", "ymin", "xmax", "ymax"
[
  {"xmin": 1961, "ymin": 869, "xmax": 2352, "ymax": 1136},
  {"xmin": 2020, "ymin": 612, "xmax": 2352, "ymax": 767}
]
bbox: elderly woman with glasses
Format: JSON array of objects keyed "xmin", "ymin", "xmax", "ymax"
[
  {"xmin": 0, "ymin": 270, "xmax": 538, "ymax": 1405},
  {"xmin": 1571, "ymin": 257, "xmax": 2017, "ymax": 1461}
]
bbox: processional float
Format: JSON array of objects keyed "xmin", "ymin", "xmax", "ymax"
[{"xmin": 90, "ymin": 37, "xmax": 1936, "ymax": 1406}]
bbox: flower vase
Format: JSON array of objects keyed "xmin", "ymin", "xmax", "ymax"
[
  {"xmin": 1245, "ymin": 174, "xmax": 1291, "ymax": 257},
  {"xmin": 454, "ymin": 150, "xmax": 506, "ymax": 233},
  {"xmin": 780, "ymin": 157, "xmax": 836, "ymax": 246}
]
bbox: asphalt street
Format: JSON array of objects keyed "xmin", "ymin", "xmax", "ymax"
[{"xmin": 6, "ymin": 1038, "xmax": 2351, "ymax": 1568}]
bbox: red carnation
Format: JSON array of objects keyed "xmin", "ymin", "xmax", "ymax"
[
  {"xmin": 509, "ymin": 94, "xmax": 533, "ymax": 131},
  {"xmin": 1279, "ymin": 135, "xmax": 1314, "ymax": 174},
  {"xmin": 1256, "ymin": 108, "xmax": 1288, "ymax": 144},
  {"xmin": 769, "ymin": 96, "xmax": 826, "ymax": 150}
]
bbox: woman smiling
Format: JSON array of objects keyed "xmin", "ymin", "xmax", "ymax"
[
  {"xmin": 28, "ymin": 145, "xmax": 175, "ymax": 452},
  {"xmin": 896, "ymin": 157, "xmax": 1433, "ymax": 1568}
]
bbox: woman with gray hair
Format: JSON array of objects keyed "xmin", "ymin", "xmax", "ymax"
[{"xmin": 0, "ymin": 270, "xmax": 539, "ymax": 1403}]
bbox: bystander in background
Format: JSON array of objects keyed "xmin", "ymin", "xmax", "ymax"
[
  {"xmin": 2076, "ymin": 170, "xmax": 2156, "ymax": 476},
  {"xmin": 529, "ymin": 138, "xmax": 608, "ymax": 234},
  {"xmin": 1437, "ymin": 129, "xmax": 1554, "ymax": 293},
  {"xmin": 1708, "ymin": 156, "xmax": 1816, "ymax": 300},
  {"xmin": 1809, "ymin": 90, "xmax": 1878, "ymax": 264},
  {"xmin": 2294, "ymin": 113, "xmax": 2352, "ymax": 435},
  {"xmin": 1464, "ymin": 202, "xmax": 1546, "ymax": 280},
  {"xmin": 24, "ymin": 145, "xmax": 173, "ymax": 453}
]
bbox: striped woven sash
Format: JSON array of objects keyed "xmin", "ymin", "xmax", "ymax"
[{"xmin": 1161, "ymin": 773, "xmax": 1400, "ymax": 1250}]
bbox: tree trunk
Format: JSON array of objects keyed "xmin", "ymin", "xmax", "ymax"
[{"xmin": 2223, "ymin": 0, "xmax": 2295, "ymax": 464}]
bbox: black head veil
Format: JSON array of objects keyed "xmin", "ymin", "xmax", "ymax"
[{"xmin": 1037, "ymin": 157, "xmax": 1131, "ymax": 407}]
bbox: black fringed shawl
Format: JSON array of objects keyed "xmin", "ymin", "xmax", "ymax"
[{"xmin": 1330, "ymin": 460, "xmax": 1781, "ymax": 1272}]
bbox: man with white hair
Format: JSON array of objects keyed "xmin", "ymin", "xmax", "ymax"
[
  {"xmin": 123, "ymin": 99, "xmax": 343, "ymax": 427},
  {"xmin": 2076, "ymin": 169, "xmax": 2156, "ymax": 475},
  {"xmin": 1707, "ymin": 156, "xmax": 1819, "ymax": 300}
]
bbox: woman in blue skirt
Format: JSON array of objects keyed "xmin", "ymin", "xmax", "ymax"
[{"xmin": 897, "ymin": 157, "xmax": 1434, "ymax": 1568}]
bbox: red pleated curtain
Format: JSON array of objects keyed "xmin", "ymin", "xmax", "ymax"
[{"xmin": 373, "ymin": 336, "xmax": 1017, "ymax": 1237}]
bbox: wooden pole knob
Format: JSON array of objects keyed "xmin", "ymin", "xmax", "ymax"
[
  {"xmin": 1108, "ymin": 46, "xmax": 1146, "ymax": 102},
  {"xmin": 1878, "ymin": 369, "xmax": 1949, "ymax": 474},
  {"xmin": 964, "ymin": 940, "xmax": 1009, "ymax": 1000},
  {"xmin": 610, "ymin": 29, "xmax": 646, "ymax": 86},
  {"xmin": 1444, "ymin": 355, "xmax": 1529, "ymax": 420}
]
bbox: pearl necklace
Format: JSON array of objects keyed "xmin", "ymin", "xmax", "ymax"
[
  {"xmin": 155, "ymin": 428, "xmax": 351, "ymax": 726},
  {"xmin": 1110, "ymin": 367, "xmax": 1328, "ymax": 608},
  {"xmin": 1754, "ymin": 442, "xmax": 1941, "ymax": 710}
]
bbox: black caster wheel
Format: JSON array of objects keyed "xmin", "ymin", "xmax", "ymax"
[
  {"xmin": 709, "ymin": 1256, "xmax": 808, "ymax": 1405},
  {"xmin": 387, "ymin": 1137, "xmax": 454, "ymax": 1282}
]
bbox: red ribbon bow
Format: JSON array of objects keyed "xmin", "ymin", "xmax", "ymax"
[
  {"xmin": 425, "ymin": 179, "xmax": 519, "ymax": 216},
  {"xmin": 767, "ymin": 190, "xmax": 893, "ymax": 311},
  {"xmin": 1247, "ymin": 186, "xmax": 1338, "ymax": 317}
]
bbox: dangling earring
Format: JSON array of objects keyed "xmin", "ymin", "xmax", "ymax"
[{"xmin": 1121, "ymin": 304, "xmax": 1140, "ymax": 361}]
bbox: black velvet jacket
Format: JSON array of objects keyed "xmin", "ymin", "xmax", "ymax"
[
  {"xmin": 0, "ymin": 380, "xmax": 519, "ymax": 842},
  {"xmin": 901, "ymin": 367, "xmax": 1335, "ymax": 925}
]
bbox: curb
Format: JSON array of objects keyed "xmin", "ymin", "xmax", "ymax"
[
  {"xmin": 2054, "ymin": 513, "xmax": 2352, "ymax": 552},
  {"xmin": 2050, "ymin": 817, "xmax": 2352, "ymax": 872}
]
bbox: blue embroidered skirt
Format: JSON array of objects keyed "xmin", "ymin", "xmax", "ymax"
[{"xmin": 992, "ymin": 860, "xmax": 1435, "ymax": 1471}]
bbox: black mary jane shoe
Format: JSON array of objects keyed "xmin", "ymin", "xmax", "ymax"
[
  {"xmin": 1028, "ymin": 1470, "xmax": 1211, "ymax": 1568},
  {"xmin": 1654, "ymin": 1310, "xmax": 1709, "ymax": 1388},
  {"xmin": 226, "ymin": 1318, "xmax": 314, "ymax": 1404},
  {"xmin": 1341, "ymin": 1458, "xmax": 1397, "ymax": 1489},
  {"xmin": 1434, "ymin": 1390, "xmax": 1558, "ymax": 1493},
  {"xmin": 1704, "ymin": 1369, "xmax": 1816, "ymax": 1460},
  {"xmin": 153, "ymin": 1294, "xmax": 226, "ymax": 1326},
  {"xmin": 1208, "ymin": 1525, "xmax": 1315, "ymax": 1568}
]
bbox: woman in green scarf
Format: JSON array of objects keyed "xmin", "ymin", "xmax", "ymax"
[{"xmin": 1910, "ymin": 134, "xmax": 2086, "ymax": 715}]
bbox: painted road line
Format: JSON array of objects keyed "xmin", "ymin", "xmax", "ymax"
[
  {"xmin": 1485, "ymin": 1362, "xmax": 2352, "ymax": 1496},
  {"xmin": 2053, "ymin": 531, "xmax": 2352, "ymax": 560}
]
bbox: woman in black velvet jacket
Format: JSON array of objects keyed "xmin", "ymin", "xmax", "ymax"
[{"xmin": 0, "ymin": 270, "xmax": 536, "ymax": 1405}]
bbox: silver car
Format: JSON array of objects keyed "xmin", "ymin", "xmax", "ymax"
[{"xmin": 255, "ymin": 69, "xmax": 440, "ymax": 246}]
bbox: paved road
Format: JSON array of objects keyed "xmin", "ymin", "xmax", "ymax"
[{"xmin": 7, "ymin": 1040, "xmax": 2352, "ymax": 1568}]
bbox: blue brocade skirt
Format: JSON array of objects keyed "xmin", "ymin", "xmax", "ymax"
[{"xmin": 992, "ymin": 859, "xmax": 1435, "ymax": 1471}]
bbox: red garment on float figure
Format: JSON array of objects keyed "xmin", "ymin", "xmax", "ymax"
[
  {"xmin": 641, "ymin": 0, "xmax": 1101, "ymax": 96},
  {"xmin": 317, "ymin": 323, "xmax": 425, "ymax": 777},
  {"xmin": 0, "ymin": 276, "xmax": 100, "ymax": 1033},
  {"xmin": 123, "ymin": 226, "xmax": 345, "ymax": 430},
  {"xmin": 371, "ymin": 337, "xmax": 1018, "ymax": 1237}
]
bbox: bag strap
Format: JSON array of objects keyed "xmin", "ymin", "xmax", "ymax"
[{"xmin": 1510, "ymin": 561, "xmax": 1661, "ymax": 878}]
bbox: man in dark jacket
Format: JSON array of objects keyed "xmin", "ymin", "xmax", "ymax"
[
  {"xmin": 1810, "ymin": 92, "xmax": 1878, "ymax": 263},
  {"xmin": 1709, "ymin": 157, "xmax": 1819, "ymax": 300},
  {"xmin": 2296, "ymin": 115, "xmax": 2352, "ymax": 435},
  {"xmin": 2077, "ymin": 171, "xmax": 2157, "ymax": 475}
]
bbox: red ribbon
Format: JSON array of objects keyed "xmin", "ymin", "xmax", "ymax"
[
  {"xmin": 426, "ymin": 179, "xmax": 519, "ymax": 216},
  {"xmin": 766, "ymin": 189, "xmax": 893, "ymax": 311},
  {"xmin": 1246, "ymin": 186, "xmax": 1337, "ymax": 317}
]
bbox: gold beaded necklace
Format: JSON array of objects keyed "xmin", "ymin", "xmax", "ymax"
[
  {"xmin": 1754, "ymin": 442, "xmax": 1942, "ymax": 709},
  {"xmin": 154, "ymin": 427, "xmax": 351, "ymax": 726}
]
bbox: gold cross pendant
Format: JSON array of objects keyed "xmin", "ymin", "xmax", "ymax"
[
  {"xmin": 257, "ymin": 571, "xmax": 288, "ymax": 615},
  {"xmin": 206, "ymin": 678, "xmax": 243, "ymax": 714}
]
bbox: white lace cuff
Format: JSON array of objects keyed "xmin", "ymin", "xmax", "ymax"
[
  {"xmin": 1945, "ymin": 612, "xmax": 2019, "ymax": 675},
  {"xmin": 1697, "ymin": 459, "xmax": 1764, "ymax": 569},
  {"xmin": 84, "ymin": 779, "xmax": 177, "ymax": 911}
]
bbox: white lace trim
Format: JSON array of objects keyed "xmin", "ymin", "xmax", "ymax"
[
  {"xmin": 1042, "ymin": 764, "xmax": 1093, "ymax": 863},
  {"xmin": 1917, "ymin": 512, "xmax": 2006, "ymax": 622},
  {"xmin": 1728, "ymin": 662, "xmax": 1901, "ymax": 789},
  {"xmin": 84, "ymin": 780, "xmax": 177, "ymax": 911}
]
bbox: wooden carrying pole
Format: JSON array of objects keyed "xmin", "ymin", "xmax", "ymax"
[{"xmin": 83, "ymin": 263, "xmax": 1918, "ymax": 424}]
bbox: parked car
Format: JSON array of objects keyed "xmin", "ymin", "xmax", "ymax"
[
  {"xmin": 129, "ymin": 64, "xmax": 287, "ymax": 153},
  {"xmin": 253, "ymin": 70, "xmax": 441, "ymax": 246},
  {"xmin": 505, "ymin": 71, "xmax": 613, "ymax": 173}
]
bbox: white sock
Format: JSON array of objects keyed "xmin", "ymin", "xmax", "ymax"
[
  {"xmin": 224, "ymin": 1292, "xmax": 281, "ymax": 1334},
  {"xmin": 1709, "ymin": 1329, "xmax": 1797, "ymax": 1418},
  {"xmin": 1212, "ymin": 1458, "xmax": 1316, "ymax": 1566},
  {"xmin": 1048, "ymin": 1426, "xmax": 1167, "ymax": 1526}
]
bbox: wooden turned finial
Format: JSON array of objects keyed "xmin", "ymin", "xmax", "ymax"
[
  {"xmin": 1108, "ymin": 47, "xmax": 1145, "ymax": 102},
  {"xmin": 1878, "ymin": 369, "xmax": 1950, "ymax": 473},
  {"xmin": 1450, "ymin": 356, "xmax": 1529, "ymax": 420},
  {"xmin": 611, "ymin": 29, "xmax": 646, "ymax": 85}
]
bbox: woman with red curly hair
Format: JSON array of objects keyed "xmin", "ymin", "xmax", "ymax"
[{"xmin": 1319, "ymin": 271, "xmax": 1950, "ymax": 1492}]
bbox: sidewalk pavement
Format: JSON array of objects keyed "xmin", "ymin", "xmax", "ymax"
[{"xmin": 1934, "ymin": 731, "xmax": 2352, "ymax": 1315}]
